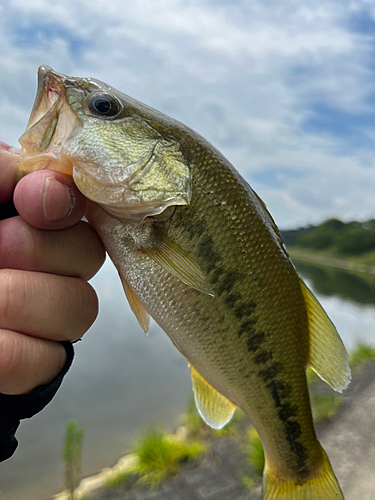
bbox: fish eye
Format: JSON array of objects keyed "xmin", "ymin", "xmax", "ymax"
[{"xmin": 88, "ymin": 93, "xmax": 121, "ymax": 118}]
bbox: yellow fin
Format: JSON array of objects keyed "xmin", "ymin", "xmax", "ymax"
[
  {"xmin": 118, "ymin": 273, "xmax": 150, "ymax": 334},
  {"xmin": 300, "ymin": 279, "xmax": 351, "ymax": 392},
  {"xmin": 263, "ymin": 446, "xmax": 343, "ymax": 500},
  {"xmin": 142, "ymin": 232, "xmax": 214, "ymax": 296},
  {"xmin": 189, "ymin": 364, "xmax": 236, "ymax": 429}
]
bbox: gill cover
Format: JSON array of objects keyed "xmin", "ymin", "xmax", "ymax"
[{"xmin": 71, "ymin": 120, "xmax": 191, "ymax": 224}]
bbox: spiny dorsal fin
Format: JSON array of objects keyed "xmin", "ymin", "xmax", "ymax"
[
  {"xmin": 142, "ymin": 232, "xmax": 214, "ymax": 297},
  {"xmin": 300, "ymin": 279, "xmax": 351, "ymax": 392},
  {"xmin": 118, "ymin": 273, "xmax": 150, "ymax": 334},
  {"xmin": 189, "ymin": 364, "xmax": 236, "ymax": 429}
]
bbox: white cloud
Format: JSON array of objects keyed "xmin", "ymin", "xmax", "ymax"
[{"xmin": 2, "ymin": 0, "xmax": 375, "ymax": 227}]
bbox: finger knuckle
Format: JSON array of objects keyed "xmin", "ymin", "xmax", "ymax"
[
  {"xmin": 0, "ymin": 269, "xmax": 24, "ymax": 323},
  {"xmin": 0, "ymin": 218, "xmax": 38, "ymax": 270},
  {"xmin": 80, "ymin": 282, "xmax": 99, "ymax": 333},
  {"xmin": 0, "ymin": 330, "xmax": 24, "ymax": 391},
  {"xmin": 69, "ymin": 280, "xmax": 99, "ymax": 340},
  {"xmin": 73, "ymin": 221, "xmax": 106, "ymax": 280}
]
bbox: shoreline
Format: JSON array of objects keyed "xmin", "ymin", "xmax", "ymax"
[{"xmin": 287, "ymin": 248, "xmax": 375, "ymax": 275}]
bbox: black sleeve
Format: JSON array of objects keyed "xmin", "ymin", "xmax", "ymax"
[
  {"xmin": 0, "ymin": 341, "xmax": 74, "ymax": 462},
  {"xmin": 0, "ymin": 198, "xmax": 18, "ymax": 220}
]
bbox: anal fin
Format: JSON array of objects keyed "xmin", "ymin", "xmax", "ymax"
[
  {"xmin": 119, "ymin": 273, "xmax": 150, "ymax": 334},
  {"xmin": 300, "ymin": 279, "xmax": 351, "ymax": 392},
  {"xmin": 189, "ymin": 364, "xmax": 236, "ymax": 429}
]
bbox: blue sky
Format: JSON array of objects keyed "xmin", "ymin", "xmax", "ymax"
[{"xmin": 2, "ymin": 0, "xmax": 375, "ymax": 228}]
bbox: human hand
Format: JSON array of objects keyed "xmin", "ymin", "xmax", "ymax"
[{"xmin": 0, "ymin": 141, "xmax": 105, "ymax": 395}]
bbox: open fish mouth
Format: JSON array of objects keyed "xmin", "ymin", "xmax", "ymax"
[{"xmin": 18, "ymin": 66, "xmax": 80, "ymax": 177}]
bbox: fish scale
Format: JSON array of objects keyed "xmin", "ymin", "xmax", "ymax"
[{"xmin": 17, "ymin": 66, "xmax": 351, "ymax": 500}]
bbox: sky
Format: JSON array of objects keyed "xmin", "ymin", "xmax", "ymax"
[{"xmin": 1, "ymin": 0, "xmax": 375, "ymax": 228}]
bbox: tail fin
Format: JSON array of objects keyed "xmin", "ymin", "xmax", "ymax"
[{"xmin": 263, "ymin": 448, "xmax": 344, "ymax": 500}]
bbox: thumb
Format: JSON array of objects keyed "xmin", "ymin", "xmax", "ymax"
[{"xmin": 14, "ymin": 170, "xmax": 86, "ymax": 230}]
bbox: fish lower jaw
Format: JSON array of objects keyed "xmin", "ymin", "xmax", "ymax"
[{"xmin": 17, "ymin": 150, "xmax": 73, "ymax": 178}]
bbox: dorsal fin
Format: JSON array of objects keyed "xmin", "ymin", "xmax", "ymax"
[
  {"xmin": 189, "ymin": 364, "xmax": 236, "ymax": 429},
  {"xmin": 118, "ymin": 273, "xmax": 150, "ymax": 334},
  {"xmin": 141, "ymin": 231, "xmax": 214, "ymax": 297},
  {"xmin": 300, "ymin": 279, "xmax": 351, "ymax": 392}
]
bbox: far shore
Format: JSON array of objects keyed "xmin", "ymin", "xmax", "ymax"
[{"xmin": 287, "ymin": 247, "xmax": 375, "ymax": 276}]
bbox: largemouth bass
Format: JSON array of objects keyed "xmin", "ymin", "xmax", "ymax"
[{"xmin": 18, "ymin": 66, "xmax": 351, "ymax": 500}]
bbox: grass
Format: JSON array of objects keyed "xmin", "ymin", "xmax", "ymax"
[
  {"xmin": 349, "ymin": 342, "xmax": 375, "ymax": 369},
  {"xmin": 242, "ymin": 427, "xmax": 264, "ymax": 489},
  {"xmin": 307, "ymin": 342, "xmax": 375, "ymax": 421},
  {"xmin": 244, "ymin": 428, "xmax": 264, "ymax": 477},
  {"xmin": 212, "ymin": 408, "xmax": 245, "ymax": 437},
  {"xmin": 130, "ymin": 428, "xmax": 205, "ymax": 489},
  {"xmin": 306, "ymin": 368, "xmax": 320, "ymax": 385},
  {"xmin": 350, "ymin": 248, "xmax": 375, "ymax": 267},
  {"xmin": 62, "ymin": 420, "xmax": 85, "ymax": 500},
  {"xmin": 184, "ymin": 395, "xmax": 206, "ymax": 436},
  {"xmin": 241, "ymin": 474, "xmax": 257, "ymax": 489},
  {"xmin": 311, "ymin": 393, "xmax": 342, "ymax": 421},
  {"xmin": 104, "ymin": 470, "xmax": 129, "ymax": 489}
]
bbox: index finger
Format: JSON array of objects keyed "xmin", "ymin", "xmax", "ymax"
[{"xmin": 0, "ymin": 142, "xmax": 20, "ymax": 204}]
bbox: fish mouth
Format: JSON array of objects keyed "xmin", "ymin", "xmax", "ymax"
[{"xmin": 18, "ymin": 66, "xmax": 79, "ymax": 178}]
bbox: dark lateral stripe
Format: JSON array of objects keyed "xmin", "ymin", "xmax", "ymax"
[
  {"xmin": 267, "ymin": 380, "xmax": 291, "ymax": 407},
  {"xmin": 259, "ymin": 361, "xmax": 309, "ymax": 478},
  {"xmin": 238, "ymin": 318, "xmax": 258, "ymax": 338},
  {"xmin": 297, "ymin": 464, "xmax": 310, "ymax": 479},
  {"xmin": 217, "ymin": 270, "xmax": 240, "ymax": 295},
  {"xmin": 285, "ymin": 420, "xmax": 302, "ymax": 441},
  {"xmin": 197, "ymin": 234, "xmax": 221, "ymax": 263},
  {"xmin": 254, "ymin": 350, "xmax": 273, "ymax": 365},
  {"xmin": 193, "ymin": 219, "xmax": 205, "ymax": 237},
  {"xmin": 210, "ymin": 265, "xmax": 225, "ymax": 283},
  {"xmin": 284, "ymin": 419, "xmax": 309, "ymax": 476},
  {"xmin": 294, "ymin": 443, "xmax": 309, "ymax": 474},
  {"xmin": 224, "ymin": 292, "xmax": 241, "ymax": 308},
  {"xmin": 246, "ymin": 331, "xmax": 264, "ymax": 351},
  {"xmin": 259, "ymin": 362, "xmax": 279, "ymax": 381},
  {"xmin": 234, "ymin": 300, "xmax": 256, "ymax": 319},
  {"xmin": 278, "ymin": 403, "xmax": 297, "ymax": 422}
]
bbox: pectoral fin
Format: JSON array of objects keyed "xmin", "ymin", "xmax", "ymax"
[
  {"xmin": 142, "ymin": 232, "xmax": 214, "ymax": 296},
  {"xmin": 118, "ymin": 273, "xmax": 150, "ymax": 334},
  {"xmin": 300, "ymin": 279, "xmax": 351, "ymax": 392},
  {"xmin": 189, "ymin": 364, "xmax": 236, "ymax": 429}
]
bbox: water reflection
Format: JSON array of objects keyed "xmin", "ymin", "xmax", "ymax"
[
  {"xmin": 294, "ymin": 261, "xmax": 375, "ymax": 306},
  {"xmin": 294, "ymin": 260, "xmax": 375, "ymax": 351}
]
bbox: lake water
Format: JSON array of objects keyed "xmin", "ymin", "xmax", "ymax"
[{"xmin": 1, "ymin": 258, "xmax": 375, "ymax": 500}]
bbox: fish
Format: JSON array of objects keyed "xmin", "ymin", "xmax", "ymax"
[{"xmin": 17, "ymin": 66, "xmax": 351, "ymax": 500}]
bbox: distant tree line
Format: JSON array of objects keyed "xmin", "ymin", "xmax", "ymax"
[{"xmin": 281, "ymin": 218, "xmax": 375, "ymax": 256}]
